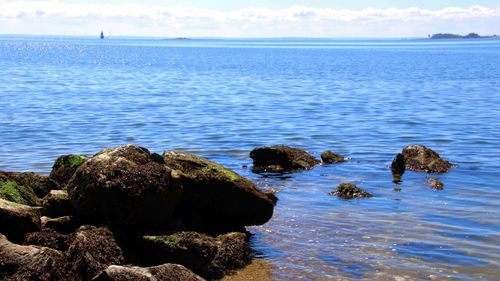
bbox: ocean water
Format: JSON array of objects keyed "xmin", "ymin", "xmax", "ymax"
[{"xmin": 1, "ymin": 35, "xmax": 499, "ymax": 280}]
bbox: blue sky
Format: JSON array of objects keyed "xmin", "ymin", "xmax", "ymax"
[{"xmin": 1, "ymin": 0, "xmax": 499, "ymax": 37}]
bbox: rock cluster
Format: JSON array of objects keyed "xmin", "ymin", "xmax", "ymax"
[
  {"xmin": 329, "ymin": 183, "xmax": 373, "ymax": 199},
  {"xmin": 0, "ymin": 144, "xmax": 275, "ymax": 281}
]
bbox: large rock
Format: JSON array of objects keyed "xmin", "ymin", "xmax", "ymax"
[
  {"xmin": 402, "ymin": 145, "xmax": 453, "ymax": 173},
  {"xmin": 49, "ymin": 154, "xmax": 89, "ymax": 187},
  {"xmin": 67, "ymin": 145, "xmax": 183, "ymax": 227},
  {"xmin": 0, "ymin": 198, "xmax": 40, "ymax": 242},
  {"xmin": 41, "ymin": 215, "xmax": 80, "ymax": 234},
  {"xmin": 141, "ymin": 231, "xmax": 250, "ymax": 280},
  {"xmin": 0, "ymin": 175, "xmax": 39, "ymax": 206},
  {"xmin": 0, "ymin": 234, "xmax": 73, "ymax": 281},
  {"xmin": 68, "ymin": 225, "xmax": 125, "ymax": 281},
  {"xmin": 163, "ymin": 150, "xmax": 274, "ymax": 230},
  {"xmin": 329, "ymin": 183, "xmax": 373, "ymax": 199},
  {"xmin": 250, "ymin": 145, "xmax": 320, "ymax": 172},
  {"xmin": 92, "ymin": 264, "xmax": 205, "ymax": 281},
  {"xmin": 41, "ymin": 189, "xmax": 74, "ymax": 217},
  {"xmin": 0, "ymin": 171, "xmax": 58, "ymax": 199}
]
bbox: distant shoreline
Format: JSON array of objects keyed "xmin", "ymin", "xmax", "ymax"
[{"xmin": 429, "ymin": 33, "xmax": 499, "ymax": 39}]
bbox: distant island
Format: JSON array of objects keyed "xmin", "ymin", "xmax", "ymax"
[{"xmin": 429, "ymin": 33, "xmax": 498, "ymax": 39}]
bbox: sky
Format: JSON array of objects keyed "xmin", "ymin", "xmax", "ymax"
[{"xmin": 0, "ymin": 0, "xmax": 499, "ymax": 38}]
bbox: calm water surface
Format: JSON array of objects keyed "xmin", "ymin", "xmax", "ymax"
[{"xmin": 1, "ymin": 36, "xmax": 499, "ymax": 280}]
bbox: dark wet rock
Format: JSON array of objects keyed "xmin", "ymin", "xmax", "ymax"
[
  {"xmin": 263, "ymin": 190, "xmax": 278, "ymax": 205},
  {"xmin": 427, "ymin": 178, "xmax": 444, "ymax": 190},
  {"xmin": 0, "ymin": 171, "xmax": 58, "ymax": 199},
  {"xmin": 24, "ymin": 229, "xmax": 74, "ymax": 251},
  {"xmin": 41, "ymin": 215, "xmax": 80, "ymax": 234},
  {"xmin": 163, "ymin": 150, "xmax": 274, "ymax": 231},
  {"xmin": 92, "ymin": 263, "xmax": 205, "ymax": 281},
  {"xmin": 68, "ymin": 225, "xmax": 125, "ymax": 281},
  {"xmin": 0, "ymin": 234, "xmax": 73, "ymax": 281},
  {"xmin": 320, "ymin": 150, "xmax": 346, "ymax": 164},
  {"xmin": 41, "ymin": 189, "xmax": 74, "ymax": 217},
  {"xmin": 249, "ymin": 145, "xmax": 320, "ymax": 172},
  {"xmin": 141, "ymin": 231, "xmax": 250, "ymax": 280},
  {"xmin": 329, "ymin": 183, "xmax": 373, "ymax": 199},
  {"xmin": 391, "ymin": 153, "xmax": 406, "ymax": 175},
  {"xmin": 67, "ymin": 145, "xmax": 183, "ymax": 228},
  {"xmin": 49, "ymin": 154, "xmax": 88, "ymax": 187},
  {"xmin": 402, "ymin": 145, "xmax": 453, "ymax": 173},
  {"xmin": 0, "ymin": 198, "xmax": 40, "ymax": 242}
]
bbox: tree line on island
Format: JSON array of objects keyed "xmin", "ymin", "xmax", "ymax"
[{"xmin": 429, "ymin": 32, "xmax": 498, "ymax": 39}]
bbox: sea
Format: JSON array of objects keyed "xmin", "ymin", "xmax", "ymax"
[{"xmin": 0, "ymin": 35, "xmax": 499, "ymax": 280}]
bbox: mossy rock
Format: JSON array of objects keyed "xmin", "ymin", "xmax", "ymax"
[
  {"xmin": 0, "ymin": 179, "xmax": 39, "ymax": 206},
  {"xmin": 141, "ymin": 231, "xmax": 250, "ymax": 280},
  {"xmin": 67, "ymin": 145, "xmax": 183, "ymax": 228},
  {"xmin": 49, "ymin": 154, "xmax": 88, "ymax": 187},
  {"xmin": 163, "ymin": 150, "xmax": 274, "ymax": 231},
  {"xmin": 0, "ymin": 171, "xmax": 57, "ymax": 199}
]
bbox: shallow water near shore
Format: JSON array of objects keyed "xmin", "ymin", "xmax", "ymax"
[{"xmin": 1, "ymin": 36, "xmax": 500, "ymax": 280}]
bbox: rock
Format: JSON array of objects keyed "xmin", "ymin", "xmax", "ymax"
[
  {"xmin": 0, "ymin": 198, "xmax": 40, "ymax": 242},
  {"xmin": 0, "ymin": 234, "xmax": 73, "ymax": 280},
  {"xmin": 320, "ymin": 150, "xmax": 346, "ymax": 164},
  {"xmin": 329, "ymin": 183, "xmax": 373, "ymax": 199},
  {"xmin": 391, "ymin": 153, "xmax": 406, "ymax": 175},
  {"xmin": 141, "ymin": 231, "xmax": 250, "ymax": 280},
  {"xmin": 213, "ymin": 232, "xmax": 251, "ymax": 271},
  {"xmin": 92, "ymin": 264, "xmax": 205, "ymax": 281},
  {"xmin": 68, "ymin": 225, "xmax": 125, "ymax": 281},
  {"xmin": 163, "ymin": 150, "xmax": 274, "ymax": 230},
  {"xmin": 427, "ymin": 178, "xmax": 444, "ymax": 190},
  {"xmin": 67, "ymin": 145, "xmax": 183, "ymax": 228},
  {"xmin": 41, "ymin": 215, "xmax": 80, "ymax": 234},
  {"xmin": 42, "ymin": 189, "xmax": 74, "ymax": 217},
  {"xmin": 24, "ymin": 229, "xmax": 74, "ymax": 251},
  {"xmin": 250, "ymin": 145, "xmax": 320, "ymax": 172},
  {"xmin": 402, "ymin": 145, "xmax": 453, "ymax": 173},
  {"xmin": 49, "ymin": 154, "xmax": 88, "ymax": 187},
  {"xmin": 0, "ymin": 177, "xmax": 39, "ymax": 206},
  {"xmin": 0, "ymin": 171, "xmax": 58, "ymax": 199}
]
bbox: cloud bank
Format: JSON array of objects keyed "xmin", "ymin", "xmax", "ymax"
[{"xmin": 0, "ymin": 1, "xmax": 499, "ymax": 37}]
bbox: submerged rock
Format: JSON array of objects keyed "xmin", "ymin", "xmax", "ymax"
[
  {"xmin": 67, "ymin": 145, "xmax": 182, "ymax": 228},
  {"xmin": 0, "ymin": 171, "xmax": 58, "ymax": 199},
  {"xmin": 402, "ymin": 145, "xmax": 453, "ymax": 173},
  {"xmin": 41, "ymin": 189, "xmax": 74, "ymax": 218},
  {"xmin": 49, "ymin": 154, "xmax": 88, "ymax": 187},
  {"xmin": 141, "ymin": 231, "xmax": 250, "ymax": 280},
  {"xmin": 92, "ymin": 264, "xmax": 205, "ymax": 281},
  {"xmin": 163, "ymin": 150, "xmax": 274, "ymax": 231},
  {"xmin": 427, "ymin": 178, "xmax": 444, "ymax": 190},
  {"xmin": 250, "ymin": 145, "xmax": 320, "ymax": 172},
  {"xmin": 68, "ymin": 225, "xmax": 125, "ymax": 281},
  {"xmin": 320, "ymin": 150, "xmax": 346, "ymax": 164},
  {"xmin": 0, "ymin": 198, "xmax": 40, "ymax": 242},
  {"xmin": 329, "ymin": 183, "xmax": 373, "ymax": 199},
  {"xmin": 391, "ymin": 153, "xmax": 405, "ymax": 183},
  {"xmin": 0, "ymin": 234, "xmax": 73, "ymax": 280}
]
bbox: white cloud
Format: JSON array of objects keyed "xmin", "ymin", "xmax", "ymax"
[{"xmin": 0, "ymin": 1, "xmax": 499, "ymax": 37}]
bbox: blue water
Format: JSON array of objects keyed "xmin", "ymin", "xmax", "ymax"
[{"xmin": 1, "ymin": 35, "xmax": 499, "ymax": 280}]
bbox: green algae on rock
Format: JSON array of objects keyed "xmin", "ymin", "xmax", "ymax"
[
  {"xmin": 49, "ymin": 154, "xmax": 88, "ymax": 187},
  {"xmin": 0, "ymin": 179, "xmax": 39, "ymax": 206}
]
